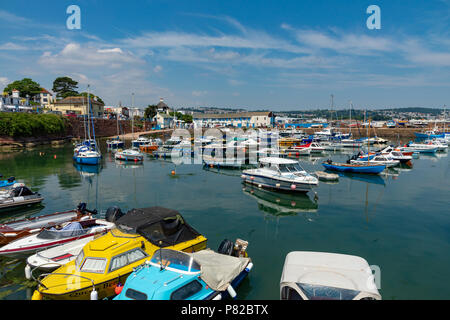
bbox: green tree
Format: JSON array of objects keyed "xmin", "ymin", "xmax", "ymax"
[
  {"xmin": 78, "ymin": 92, "xmax": 104, "ymax": 105},
  {"xmin": 144, "ymin": 105, "xmax": 158, "ymax": 119},
  {"xmin": 3, "ymin": 78, "xmax": 42, "ymax": 98},
  {"xmin": 52, "ymin": 76, "xmax": 79, "ymax": 99}
]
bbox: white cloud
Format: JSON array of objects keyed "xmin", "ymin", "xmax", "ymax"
[
  {"xmin": 0, "ymin": 42, "xmax": 27, "ymax": 50},
  {"xmin": 153, "ymin": 65, "xmax": 163, "ymax": 73},
  {"xmin": 0, "ymin": 76, "xmax": 10, "ymax": 87},
  {"xmin": 39, "ymin": 43, "xmax": 143, "ymax": 68},
  {"xmin": 192, "ymin": 90, "xmax": 207, "ymax": 97}
]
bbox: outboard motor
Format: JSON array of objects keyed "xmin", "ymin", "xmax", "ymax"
[
  {"xmin": 218, "ymin": 239, "xmax": 234, "ymax": 256},
  {"xmin": 77, "ymin": 202, "xmax": 87, "ymax": 213},
  {"xmin": 7, "ymin": 177, "xmax": 15, "ymax": 183},
  {"xmin": 105, "ymin": 206, "xmax": 124, "ymax": 222}
]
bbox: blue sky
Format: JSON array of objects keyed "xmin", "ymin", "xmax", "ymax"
[{"xmin": 1, "ymin": 0, "xmax": 450, "ymax": 110}]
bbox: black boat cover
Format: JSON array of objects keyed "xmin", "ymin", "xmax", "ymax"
[{"xmin": 115, "ymin": 206, "xmax": 201, "ymax": 247}]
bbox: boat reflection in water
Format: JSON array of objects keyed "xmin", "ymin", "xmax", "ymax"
[
  {"xmin": 73, "ymin": 163, "xmax": 102, "ymax": 176},
  {"xmin": 333, "ymin": 171, "xmax": 386, "ymax": 186},
  {"xmin": 242, "ymin": 186, "xmax": 318, "ymax": 217},
  {"xmin": 114, "ymin": 159, "xmax": 144, "ymax": 169}
]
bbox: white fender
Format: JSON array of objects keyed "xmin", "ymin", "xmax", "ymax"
[
  {"xmin": 90, "ymin": 288, "xmax": 98, "ymax": 300},
  {"xmin": 25, "ymin": 264, "xmax": 31, "ymax": 280},
  {"xmin": 227, "ymin": 284, "xmax": 237, "ymax": 298},
  {"xmin": 245, "ymin": 262, "xmax": 254, "ymax": 272}
]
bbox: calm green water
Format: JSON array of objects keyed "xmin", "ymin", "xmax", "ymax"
[{"xmin": 0, "ymin": 140, "xmax": 449, "ymax": 300}]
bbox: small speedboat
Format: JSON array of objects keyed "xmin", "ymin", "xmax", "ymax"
[
  {"xmin": 340, "ymin": 139, "xmax": 364, "ymax": 148},
  {"xmin": 351, "ymin": 154, "xmax": 399, "ymax": 168},
  {"xmin": 0, "ymin": 218, "xmax": 115, "ymax": 259},
  {"xmin": 242, "ymin": 157, "xmax": 318, "ymax": 193},
  {"xmin": 291, "ymin": 142, "xmax": 324, "ymax": 153},
  {"xmin": 114, "ymin": 239, "xmax": 252, "ymax": 300},
  {"xmin": 115, "ymin": 148, "xmax": 144, "ymax": 162},
  {"xmin": 0, "ymin": 183, "xmax": 43, "ymax": 211},
  {"xmin": 0, "ymin": 175, "xmax": 16, "ymax": 189},
  {"xmin": 423, "ymin": 139, "xmax": 448, "ymax": 151},
  {"xmin": 0, "ymin": 202, "xmax": 96, "ymax": 246},
  {"xmin": 280, "ymin": 251, "xmax": 381, "ymax": 300},
  {"xmin": 322, "ymin": 160, "xmax": 386, "ymax": 174},
  {"xmin": 377, "ymin": 146, "xmax": 413, "ymax": 164}
]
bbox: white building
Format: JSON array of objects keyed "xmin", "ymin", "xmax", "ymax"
[{"xmin": 192, "ymin": 111, "xmax": 274, "ymax": 128}]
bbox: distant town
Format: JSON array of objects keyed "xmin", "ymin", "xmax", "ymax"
[{"xmin": 1, "ymin": 77, "xmax": 448, "ymax": 130}]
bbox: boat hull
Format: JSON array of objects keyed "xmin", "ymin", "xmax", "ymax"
[
  {"xmin": 73, "ymin": 156, "xmax": 101, "ymax": 165},
  {"xmin": 241, "ymin": 172, "xmax": 316, "ymax": 193},
  {"xmin": 322, "ymin": 163, "xmax": 386, "ymax": 174}
]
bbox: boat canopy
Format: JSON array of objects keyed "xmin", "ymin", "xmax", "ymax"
[
  {"xmin": 38, "ymin": 222, "xmax": 86, "ymax": 239},
  {"xmin": 188, "ymin": 249, "xmax": 250, "ymax": 291},
  {"xmin": 115, "ymin": 207, "xmax": 201, "ymax": 247},
  {"xmin": 280, "ymin": 251, "xmax": 381, "ymax": 299}
]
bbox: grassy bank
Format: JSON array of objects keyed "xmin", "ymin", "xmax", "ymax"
[{"xmin": 0, "ymin": 112, "xmax": 67, "ymax": 137}]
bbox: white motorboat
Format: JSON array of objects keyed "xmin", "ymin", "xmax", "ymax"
[
  {"xmin": 0, "ymin": 183, "xmax": 43, "ymax": 210},
  {"xmin": 241, "ymin": 157, "xmax": 318, "ymax": 193},
  {"xmin": 423, "ymin": 139, "xmax": 448, "ymax": 151},
  {"xmin": 399, "ymin": 143, "xmax": 438, "ymax": 154},
  {"xmin": 0, "ymin": 219, "xmax": 115, "ymax": 259},
  {"xmin": 351, "ymin": 154, "xmax": 400, "ymax": 167},
  {"xmin": 320, "ymin": 141, "xmax": 344, "ymax": 151},
  {"xmin": 340, "ymin": 139, "xmax": 364, "ymax": 148},
  {"xmin": 115, "ymin": 148, "xmax": 144, "ymax": 162},
  {"xmin": 280, "ymin": 251, "xmax": 381, "ymax": 300},
  {"xmin": 377, "ymin": 146, "xmax": 412, "ymax": 163},
  {"xmin": 26, "ymin": 236, "xmax": 101, "ymax": 272}
]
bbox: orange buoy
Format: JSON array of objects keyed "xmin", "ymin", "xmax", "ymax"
[
  {"xmin": 115, "ymin": 284, "xmax": 123, "ymax": 295},
  {"xmin": 54, "ymin": 155, "xmax": 57, "ymax": 159},
  {"xmin": 171, "ymin": 170, "xmax": 175, "ymax": 175}
]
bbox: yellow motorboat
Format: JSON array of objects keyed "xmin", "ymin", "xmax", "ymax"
[{"xmin": 31, "ymin": 206, "xmax": 207, "ymax": 300}]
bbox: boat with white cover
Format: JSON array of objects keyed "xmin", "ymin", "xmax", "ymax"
[
  {"xmin": 241, "ymin": 158, "xmax": 318, "ymax": 193},
  {"xmin": 280, "ymin": 251, "xmax": 381, "ymax": 300}
]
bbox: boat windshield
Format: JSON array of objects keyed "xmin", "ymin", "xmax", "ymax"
[
  {"xmin": 279, "ymin": 163, "xmax": 304, "ymax": 173},
  {"xmin": 37, "ymin": 222, "xmax": 86, "ymax": 239},
  {"xmin": 150, "ymin": 249, "xmax": 200, "ymax": 273},
  {"xmin": 296, "ymin": 283, "xmax": 360, "ymax": 300}
]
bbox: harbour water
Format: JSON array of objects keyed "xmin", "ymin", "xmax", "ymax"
[{"xmin": 0, "ymin": 140, "xmax": 449, "ymax": 300}]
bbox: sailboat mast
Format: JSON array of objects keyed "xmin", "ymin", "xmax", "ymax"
[
  {"xmin": 87, "ymin": 85, "xmax": 91, "ymax": 140},
  {"xmin": 131, "ymin": 93, "xmax": 135, "ymax": 141},
  {"xmin": 368, "ymin": 118, "xmax": 371, "ymax": 164},
  {"xmin": 330, "ymin": 94, "xmax": 334, "ymax": 128}
]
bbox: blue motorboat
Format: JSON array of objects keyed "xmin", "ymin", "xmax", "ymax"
[
  {"xmin": 414, "ymin": 130, "xmax": 444, "ymax": 139},
  {"xmin": 0, "ymin": 175, "xmax": 16, "ymax": 188},
  {"xmin": 114, "ymin": 241, "xmax": 252, "ymax": 300},
  {"xmin": 322, "ymin": 161, "xmax": 386, "ymax": 174}
]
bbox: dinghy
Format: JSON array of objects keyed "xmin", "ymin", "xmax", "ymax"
[
  {"xmin": 0, "ymin": 184, "xmax": 43, "ymax": 211},
  {"xmin": 0, "ymin": 175, "xmax": 16, "ymax": 189},
  {"xmin": 322, "ymin": 160, "xmax": 386, "ymax": 174}
]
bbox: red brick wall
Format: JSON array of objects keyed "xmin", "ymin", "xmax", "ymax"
[{"xmin": 67, "ymin": 118, "xmax": 156, "ymax": 138}]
